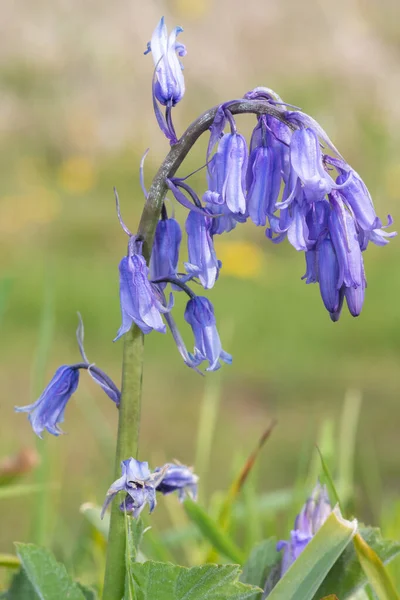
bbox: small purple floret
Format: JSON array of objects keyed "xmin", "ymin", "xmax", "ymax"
[
  {"xmin": 155, "ymin": 463, "xmax": 199, "ymax": 501},
  {"xmin": 15, "ymin": 366, "xmax": 80, "ymax": 438},
  {"xmin": 277, "ymin": 483, "xmax": 331, "ymax": 576},
  {"xmin": 145, "ymin": 17, "xmax": 186, "ymax": 107},
  {"xmin": 115, "ymin": 249, "xmax": 172, "ymax": 340},
  {"xmin": 150, "ymin": 217, "xmax": 182, "ymax": 289},
  {"xmin": 184, "ymin": 211, "xmax": 221, "ymax": 289},
  {"xmin": 184, "ymin": 296, "xmax": 232, "ymax": 371}
]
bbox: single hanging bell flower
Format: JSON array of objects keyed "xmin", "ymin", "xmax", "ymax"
[
  {"xmin": 115, "ymin": 237, "xmax": 173, "ymax": 340},
  {"xmin": 145, "ymin": 16, "xmax": 187, "ymax": 107},
  {"xmin": 184, "ymin": 296, "xmax": 232, "ymax": 371},
  {"xmin": 15, "ymin": 366, "xmax": 80, "ymax": 438},
  {"xmin": 204, "ymin": 132, "xmax": 248, "ymax": 215},
  {"xmin": 246, "ymin": 116, "xmax": 283, "ymax": 226},
  {"xmin": 150, "ymin": 215, "xmax": 182, "ymax": 288},
  {"xmin": 184, "ymin": 211, "xmax": 221, "ymax": 289}
]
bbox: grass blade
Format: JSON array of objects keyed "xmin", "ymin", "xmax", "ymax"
[{"xmin": 353, "ymin": 532, "xmax": 400, "ymax": 600}]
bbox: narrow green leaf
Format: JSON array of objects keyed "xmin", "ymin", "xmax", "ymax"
[
  {"xmin": 316, "ymin": 447, "xmax": 342, "ymax": 512},
  {"xmin": 130, "ymin": 561, "xmax": 261, "ymax": 600},
  {"xmin": 315, "ymin": 526, "xmax": 400, "ymax": 599},
  {"xmin": 0, "ymin": 554, "xmax": 20, "ymax": 569},
  {"xmin": 353, "ymin": 532, "xmax": 400, "ymax": 600},
  {"xmin": 240, "ymin": 538, "xmax": 279, "ymax": 595},
  {"xmin": 0, "ymin": 483, "xmax": 58, "ymax": 500},
  {"xmin": 15, "ymin": 543, "xmax": 86, "ymax": 600},
  {"xmin": 268, "ymin": 508, "xmax": 357, "ymax": 600},
  {"xmin": 183, "ymin": 499, "xmax": 245, "ymax": 564},
  {"xmin": 337, "ymin": 389, "xmax": 362, "ymax": 504}
]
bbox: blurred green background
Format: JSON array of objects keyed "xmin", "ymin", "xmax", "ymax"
[{"xmin": 1, "ymin": 0, "xmax": 400, "ymax": 557}]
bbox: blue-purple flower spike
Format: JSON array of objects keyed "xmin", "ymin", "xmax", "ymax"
[
  {"xmin": 184, "ymin": 296, "xmax": 232, "ymax": 371},
  {"xmin": 15, "ymin": 366, "xmax": 80, "ymax": 438},
  {"xmin": 277, "ymin": 482, "xmax": 331, "ymax": 576}
]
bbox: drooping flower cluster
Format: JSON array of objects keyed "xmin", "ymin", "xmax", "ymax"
[
  {"xmin": 111, "ymin": 18, "xmax": 397, "ymax": 373},
  {"xmin": 114, "ymin": 190, "xmax": 231, "ymax": 373},
  {"xmin": 276, "ymin": 482, "xmax": 331, "ymax": 576},
  {"xmin": 101, "ymin": 457, "xmax": 198, "ymax": 519},
  {"xmin": 15, "ymin": 316, "xmax": 120, "ymax": 437}
]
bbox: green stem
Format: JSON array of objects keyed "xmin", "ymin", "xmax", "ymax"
[
  {"xmin": 102, "ymin": 325, "xmax": 143, "ymax": 600},
  {"xmin": 101, "ymin": 98, "xmax": 291, "ymax": 599}
]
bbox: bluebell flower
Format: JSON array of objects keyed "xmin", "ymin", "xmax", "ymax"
[
  {"xmin": 145, "ymin": 17, "xmax": 186, "ymax": 107},
  {"xmin": 277, "ymin": 483, "xmax": 331, "ymax": 576},
  {"xmin": 329, "ymin": 193, "xmax": 365, "ymax": 291},
  {"xmin": 287, "ymin": 128, "xmax": 349, "ymax": 204},
  {"xmin": 115, "ymin": 244, "xmax": 173, "ymax": 340},
  {"xmin": 15, "ymin": 366, "xmax": 80, "ymax": 438},
  {"xmin": 150, "ymin": 216, "xmax": 182, "ymax": 289},
  {"xmin": 246, "ymin": 117, "xmax": 285, "ymax": 226},
  {"xmin": 203, "ymin": 133, "xmax": 248, "ymax": 214},
  {"xmin": 101, "ymin": 458, "xmax": 167, "ymax": 519},
  {"xmin": 204, "ymin": 201, "xmax": 242, "ymax": 235},
  {"xmin": 184, "ymin": 296, "xmax": 232, "ymax": 371},
  {"xmin": 317, "ymin": 237, "xmax": 344, "ymax": 321},
  {"xmin": 325, "ymin": 157, "xmax": 396, "ymax": 246},
  {"xmin": 16, "ymin": 316, "xmax": 121, "ymax": 437},
  {"xmin": 184, "ymin": 211, "xmax": 221, "ymax": 289},
  {"xmin": 155, "ymin": 463, "xmax": 199, "ymax": 501}
]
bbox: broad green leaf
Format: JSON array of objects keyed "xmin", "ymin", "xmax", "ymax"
[
  {"xmin": 130, "ymin": 561, "xmax": 261, "ymax": 600},
  {"xmin": 240, "ymin": 538, "xmax": 279, "ymax": 594},
  {"xmin": 183, "ymin": 499, "xmax": 245, "ymax": 564},
  {"xmin": 1, "ymin": 569, "xmax": 38, "ymax": 599},
  {"xmin": 267, "ymin": 508, "xmax": 357, "ymax": 600},
  {"xmin": 125, "ymin": 516, "xmax": 146, "ymax": 599},
  {"xmin": 354, "ymin": 532, "xmax": 400, "ymax": 600},
  {"xmin": 315, "ymin": 526, "xmax": 400, "ymax": 599},
  {"xmin": 15, "ymin": 543, "xmax": 86, "ymax": 600}
]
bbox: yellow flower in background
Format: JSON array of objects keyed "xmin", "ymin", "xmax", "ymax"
[
  {"xmin": 0, "ymin": 189, "xmax": 61, "ymax": 235},
  {"xmin": 173, "ymin": 0, "xmax": 210, "ymax": 18},
  {"xmin": 58, "ymin": 156, "xmax": 96, "ymax": 194},
  {"xmin": 214, "ymin": 239, "xmax": 263, "ymax": 279}
]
